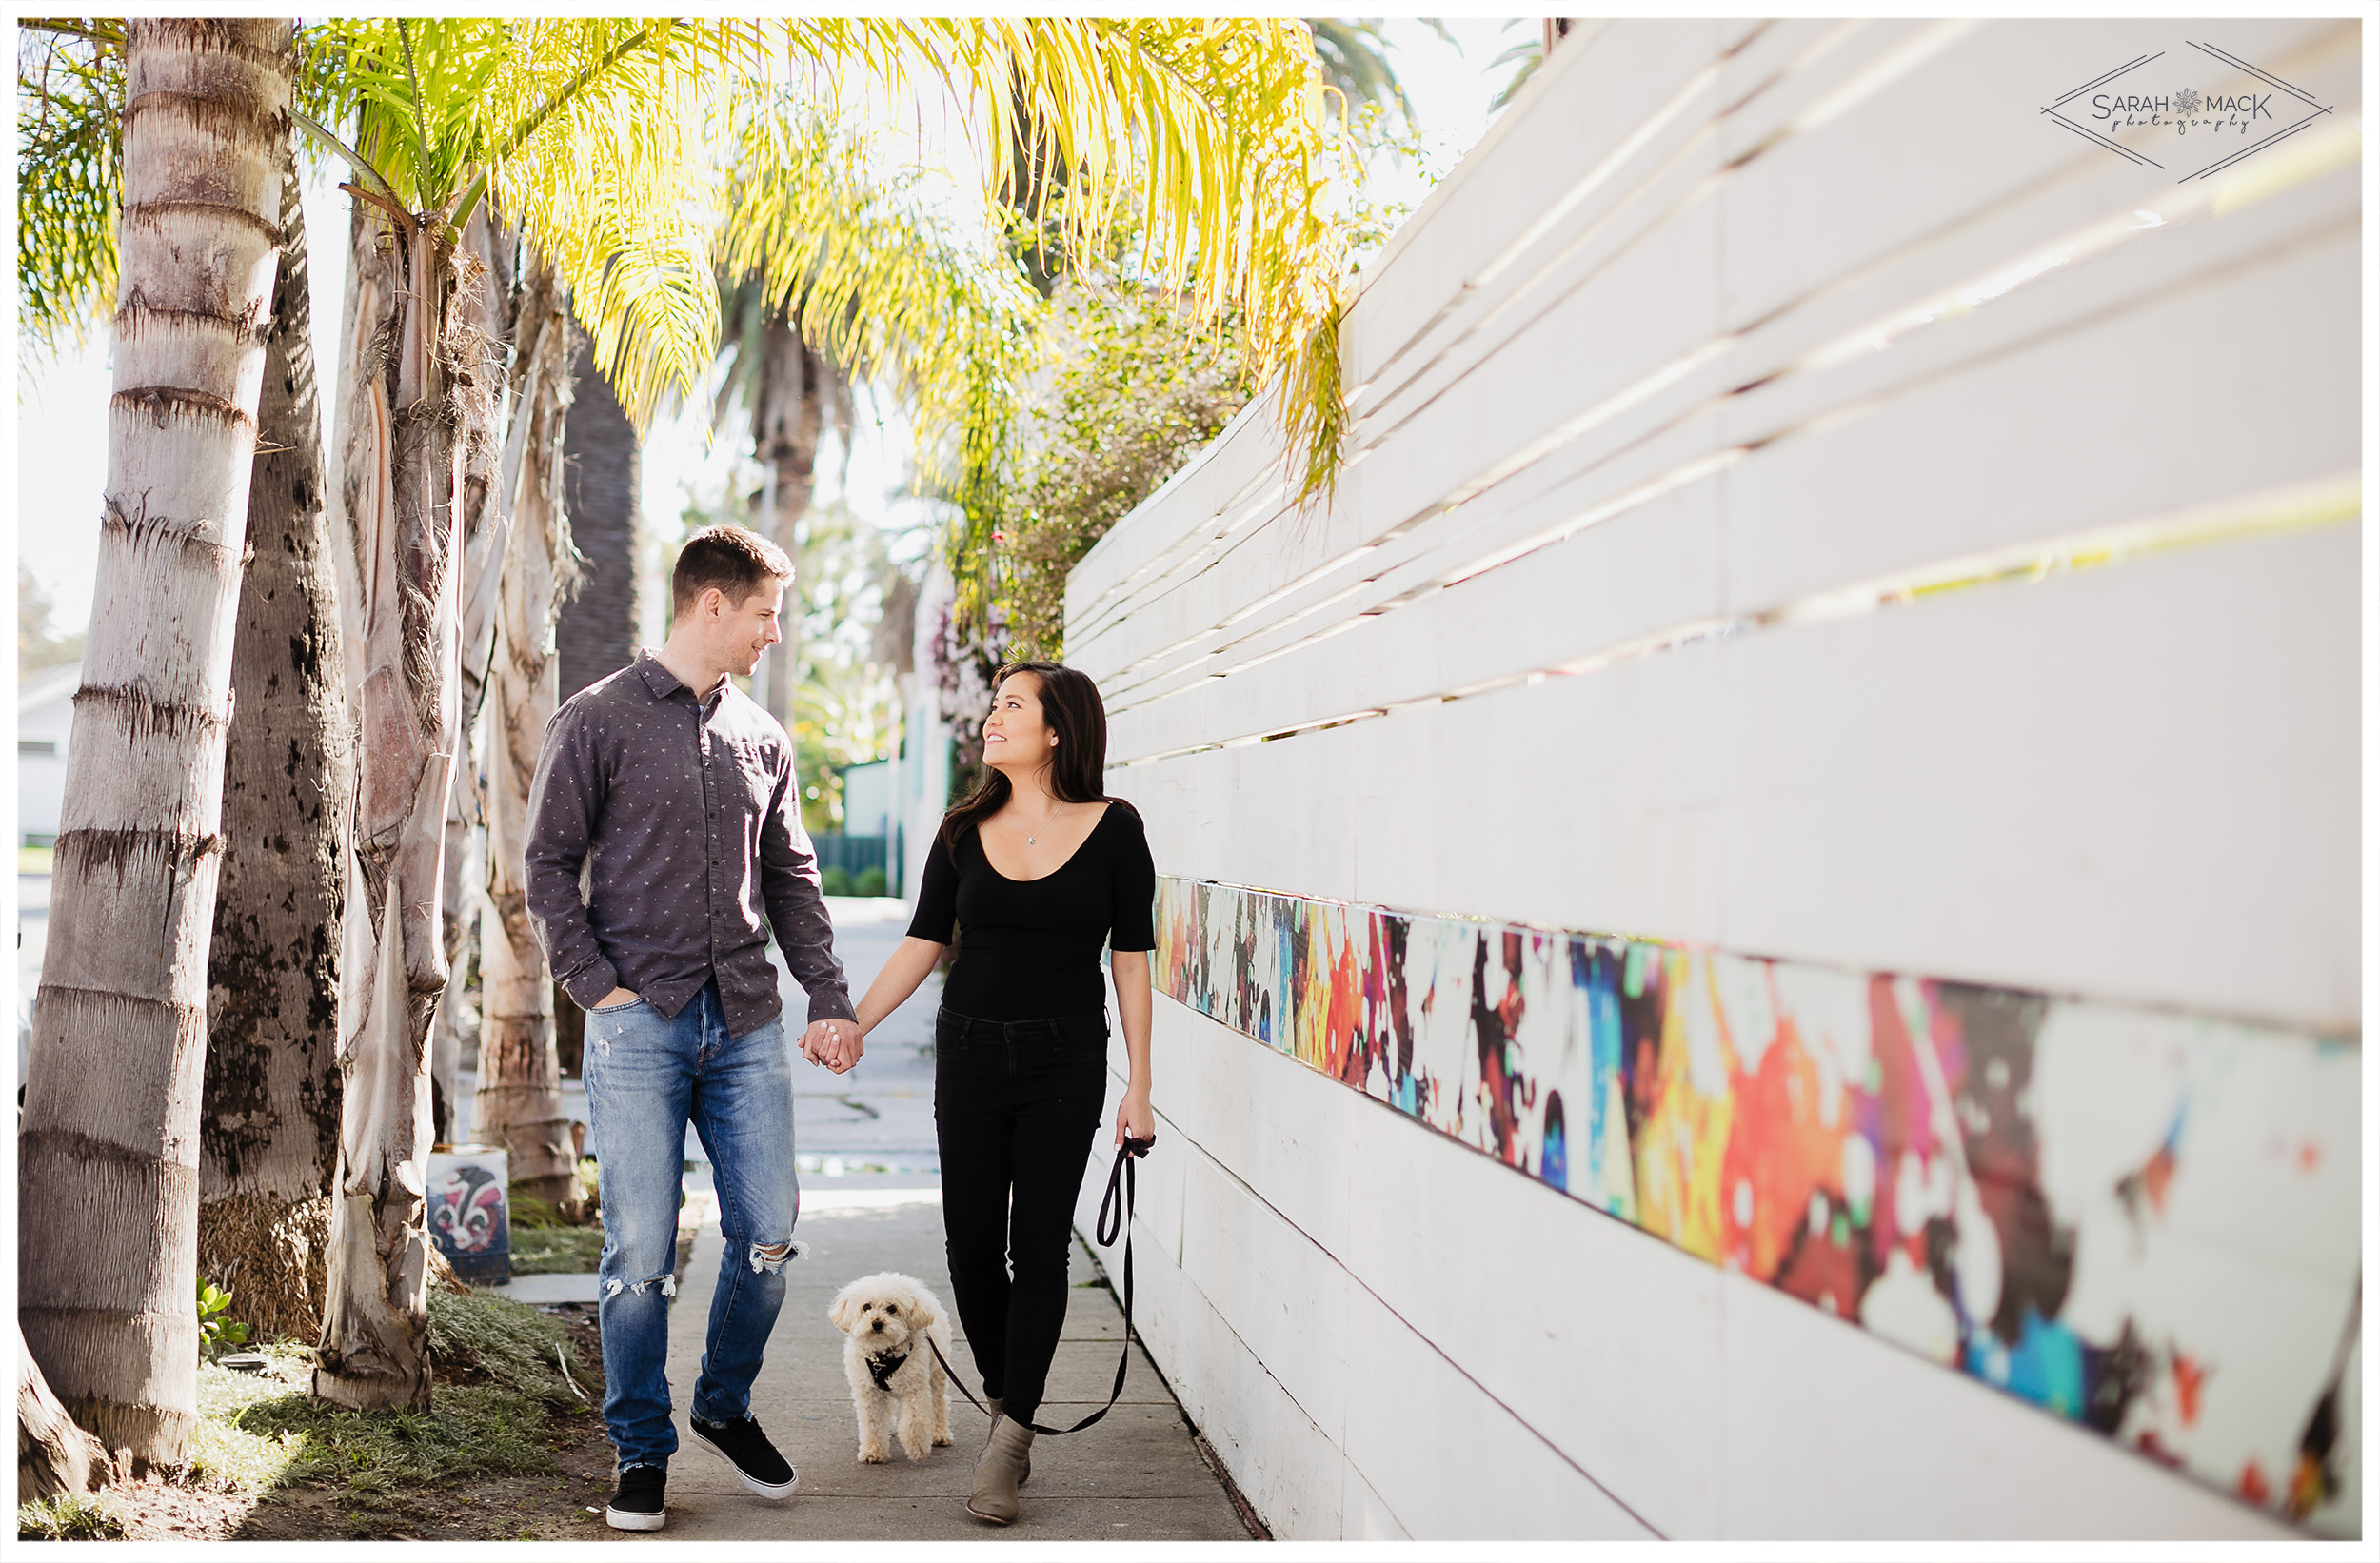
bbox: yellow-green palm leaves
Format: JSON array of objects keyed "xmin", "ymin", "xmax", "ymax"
[
  {"xmin": 23, "ymin": 17, "xmax": 1359, "ymax": 491},
  {"xmin": 15, "ymin": 19, "xmax": 125, "ymax": 350},
  {"xmin": 325, "ymin": 15, "xmax": 1353, "ymax": 488},
  {"xmin": 320, "ymin": 16, "xmax": 736, "ymax": 424},
  {"xmin": 718, "ymin": 102, "xmax": 1041, "ymax": 502},
  {"xmin": 826, "ymin": 18, "xmax": 1353, "ymax": 498}
]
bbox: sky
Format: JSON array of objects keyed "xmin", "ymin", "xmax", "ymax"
[{"xmin": 14, "ymin": 17, "xmax": 1528, "ymax": 645}]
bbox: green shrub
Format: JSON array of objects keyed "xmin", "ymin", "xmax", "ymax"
[
  {"xmin": 198, "ymin": 1278, "xmax": 248, "ymax": 1360},
  {"xmin": 820, "ymin": 866, "xmax": 855, "ymax": 897},
  {"xmin": 964, "ymin": 286, "xmax": 1254, "ymax": 661},
  {"xmin": 853, "ymin": 866, "xmax": 888, "ymax": 898}
]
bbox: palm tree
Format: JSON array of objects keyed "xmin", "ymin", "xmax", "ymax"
[
  {"xmin": 17, "ymin": 1322, "xmax": 108, "ymax": 1500},
  {"xmin": 16, "ymin": 14, "xmax": 352, "ymax": 1350},
  {"xmin": 1489, "ymin": 21, "xmax": 1583, "ymax": 114},
  {"xmin": 17, "ymin": 15, "xmax": 297, "ymax": 1468},
  {"xmin": 304, "ymin": 17, "xmax": 740, "ymax": 1410},
  {"xmin": 312, "ymin": 148, "xmax": 458, "ymax": 1414},
  {"xmin": 13, "ymin": 17, "xmax": 125, "ymax": 353},
  {"xmin": 197, "ymin": 142, "xmax": 352, "ymax": 1348},
  {"xmin": 710, "ymin": 276, "xmax": 853, "ymax": 733},
  {"xmin": 17, "ymin": 7, "xmax": 351, "ymax": 1375},
  {"xmin": 430, "ymin": 211, "xmax": 557, "ymax": 1153},
  {"xmin": 472, "ymin": 253, "xmax": 583, "ymax": 1215},
  {"xmin": 549, "ymin": 319, "xmax": 637, "ymax": 1080},
  {"xmin": 555, "ymin": 322, "xmax": 642, "ymax": 705}
]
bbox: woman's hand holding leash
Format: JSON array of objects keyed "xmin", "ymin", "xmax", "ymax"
[{"xmin": 1114, "ymin": 1085, "xmax": 1156, "ymax": 1150}]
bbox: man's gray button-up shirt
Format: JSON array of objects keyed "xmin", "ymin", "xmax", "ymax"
[{"xmin": 523, "ymin": 651, "xmax": 853, "ymax": 1037}]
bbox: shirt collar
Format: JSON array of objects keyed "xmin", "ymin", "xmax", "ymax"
[{"xmin": 634, "ymin": 650, "xmax": 729, "ymax": 705}]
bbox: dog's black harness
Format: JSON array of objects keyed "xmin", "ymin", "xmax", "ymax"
[
  {"xmin": 928, "ymin": 1136, "xmax": 1152, "ymax": 1437},
  {"xmin": 865, "ymin": 1350, "xmax": 908, "ymax": 1392}
]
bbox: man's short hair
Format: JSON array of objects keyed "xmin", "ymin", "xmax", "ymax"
[{"xmin": 672, "ymin": 525, "xmax": 793, "ymax": 622}]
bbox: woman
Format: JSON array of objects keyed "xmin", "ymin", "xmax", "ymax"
[{"xmin": 848, "ymin": 661, "xmax": 1157, "ymax": 1526}]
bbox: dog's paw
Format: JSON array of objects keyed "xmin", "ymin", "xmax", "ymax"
[
  {"xmin": 932, "ymin": 1433, "xmax": 952, "ymax": 1448},
  {"xmin": 858, "ymin": 1447, "xmax": 890, "ymax": 1464}
]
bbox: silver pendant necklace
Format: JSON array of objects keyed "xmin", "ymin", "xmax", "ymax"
[{"xmin": 1024, "ymin": 801, "xmax": 1061, "ymax": 846}]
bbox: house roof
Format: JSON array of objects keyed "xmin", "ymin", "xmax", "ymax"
[{"xmin": 16, "ymin": 662, "xmax": 83, "ymax": 727}]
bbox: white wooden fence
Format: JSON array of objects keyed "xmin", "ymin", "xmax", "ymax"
[{"xmin": 1066, "ymin": 18, "xmax": 2360, "ymax": 1541}]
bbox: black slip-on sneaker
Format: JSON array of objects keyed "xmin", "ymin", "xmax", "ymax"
[
  {"xmin": 605, "ymin": 1462, "xmax": 667, "ymax": 1532},
  {"xmin": 689, "ymin": 1414, "xmax": 798, "ymax": 1500}
]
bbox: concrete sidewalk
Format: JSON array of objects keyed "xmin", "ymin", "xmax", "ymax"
[
  {"xmin": 614, "ymin": 903, "xmax": 1254, "ymax": 1541},
  {"xmin": 646, "ymin": 1192, "xmax": 1248, "ymax": 1540}
]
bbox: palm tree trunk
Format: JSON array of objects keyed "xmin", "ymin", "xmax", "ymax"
[
  {"xmin": 428, "ymin": 212, "xmax": 521, "ymax": 1145},
  {"xmin": 17, "ymin": 17, "xmax": 294, "ymax": 1469},
  {"xmin": 555, "ymin": 321, "xmax": 640, "ymax": 702},
  {"xmin": 472, "ymin": 257, "xmax": 580, "ymax": 1214},
  {"xmin": 749, "ymin": 320, "xmax": 823, "ymax": 730},
  {"xmin": 428, "ymin": 801, "xmax": 475, "ymax": 1144},
  {"xmin": 198, "ymin": 138, "xmax": 349, "ymax": 1348},
  {"xmin": 315, "ymin": 186, "xmax": 493, "ymax": 1414},
  {"xmin": 550, "ymin": 321, "xmax": 641, "ymax": 1076}
]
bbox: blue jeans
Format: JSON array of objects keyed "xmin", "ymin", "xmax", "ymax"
[{"xmin": 582, "ymin": 983, "xmax": 802, "ymax": 1469}]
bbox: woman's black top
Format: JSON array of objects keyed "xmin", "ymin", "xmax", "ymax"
[{"xmin": 906, "ymin": 801, "xmax": 1157, "ymax": 1021}]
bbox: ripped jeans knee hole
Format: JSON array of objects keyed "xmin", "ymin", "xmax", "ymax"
[{"xmin": 745, "ymin": 1237, "xmax": 807, "ymax": 1274}]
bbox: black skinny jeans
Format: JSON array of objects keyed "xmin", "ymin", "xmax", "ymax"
[{"xmin": 934, "ymin": 1005, "xmax": 1108, "ymax": 1426}]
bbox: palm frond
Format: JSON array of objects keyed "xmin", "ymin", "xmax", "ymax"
[
  {"xmin": 16, "ymin": 21, "xmax": 125, "ymax": 352},
  {"xmin": 1305, "ymin": 18, "xmax": 1409, "ymax": 123},
  {"xmin": 772, "ymin": 18, "xmax": 1356, "ymax": 505},
  {"xmin": 720, "ymin": 100, "xmax": 1043, "ymax": 486},
  {"xmin": 23, "ymin": 15, "xmax": 1362, "ymax": 498},
  {"xmin": 306, "ymin": 18, "xmax": 754, "ymax": 426},
  {"xmin": 1489, "ymin": 21, "xmax": 1546, "ymax": 113}
]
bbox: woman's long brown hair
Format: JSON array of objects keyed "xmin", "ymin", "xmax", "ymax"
[{"xmin": 940, "ymin": 662, "xmax": 1136, "ymax": 847}]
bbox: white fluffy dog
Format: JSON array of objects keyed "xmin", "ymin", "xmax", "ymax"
[{"xmin": 828, "ymin": 1272, "xmax": 954, "ymax": 1463}]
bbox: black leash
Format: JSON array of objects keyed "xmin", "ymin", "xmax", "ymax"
[{"xmin": 927, "ymin": 1136, "xmax": 1152, "ymax": 1436}]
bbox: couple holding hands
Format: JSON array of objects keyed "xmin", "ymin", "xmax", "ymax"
[{"xmin": 525, "ymin": 526, "xmax": 1157, "ymax": 1532}]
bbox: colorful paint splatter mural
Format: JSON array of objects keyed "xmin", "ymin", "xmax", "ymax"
[{"xmin": 1152, "ymin": 877, "xmax": 2361, "ymax": 1535}]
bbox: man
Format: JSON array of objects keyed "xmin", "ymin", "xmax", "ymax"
[{"xmin": 526, "ymin": 524, "xmax": 865, "ymax": 1532}]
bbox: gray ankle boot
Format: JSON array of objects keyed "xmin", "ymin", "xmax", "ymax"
[
  {"xmin": 967, "ymin": 1415, "xmax": 1035, "ymax": 1525},
  {"xmin": 982, "ymin": 1398, "xmax": 1029, "ymax": 1485}
]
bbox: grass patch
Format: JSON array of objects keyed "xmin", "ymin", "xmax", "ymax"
[
  {"xmin": 20, "ymin": 1292, "xmax": 608, "ymax": 1541},
  {"xmin": 190, "ymin": 1291, "xmax": 591, "ymax": 1501},
  {"xmin": 17, "ymin": 1493, "xmax": 127, "ymax": 1539},
  {"xmin": 190, "ymin": 1341, "xmax": 323, "ymax": 1493},
  {"xmin": 508, "ymin": 1224, "xmax": 604, "ymax": 1276},
  {"xmin": 225, "ymin": 1384, "xmax": 560, "ymax": 1489},
  {"xmin": 429, "ymin": 1286, "xmax": 590, "ymax": 1407}
]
